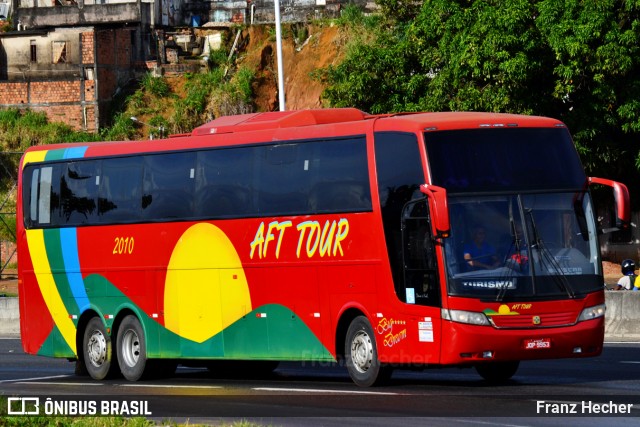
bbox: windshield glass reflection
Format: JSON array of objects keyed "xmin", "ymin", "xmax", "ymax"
[{"xmin": 444, "ymin": 193, "xmax": 601, "ymax": 300}]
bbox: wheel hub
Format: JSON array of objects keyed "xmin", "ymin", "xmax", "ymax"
[
  {"xmin": 351, "ymin": 330, "xmax": 373, "ymax": 373},
  {"xmin": 121, "ymin": 329, "xmax": 140, "ymax": 368},
  {"xmin": 87, "ymin": 330, "xmax": 107, "ymax": 368}
]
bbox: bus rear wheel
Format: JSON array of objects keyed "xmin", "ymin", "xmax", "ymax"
[
  {"xmin": 345, "ymin": 316, "xmax": 391, "ymax": 387},
  {"xmin": 116, "ymin": 315, "xmax": 148, "ymax": 381},
  {"xmin": 475, "ymin": 361, "xmax": 520, "ymax": 383},
  {"xmin": 83, "ymin": 317, "xmax": 115, "ymax": 380}
]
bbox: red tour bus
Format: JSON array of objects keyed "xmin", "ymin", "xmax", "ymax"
[{"xmin": 17, "ymin": 109, "xmax": 629, "ymax": 386}]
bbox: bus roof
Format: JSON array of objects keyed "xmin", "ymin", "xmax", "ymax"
[
  {"xmin": 191, "ymin": 108, "xmax": 369, "ymax": 136},
  {"xmin": 192, "ymin": 109, "xmax": 565, "ymax": 136},
  {"xmin": 21, "ymin": 110, "xmax": 567, "ymax": 164},
  {"xmin": 373, "ymin": 111, "xmax": 565, "ymax": 132}
]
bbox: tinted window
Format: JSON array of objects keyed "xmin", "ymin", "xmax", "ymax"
[
  {"xmin": 143, "ymin": 152, "xmax": 196, "ymax": 220},
  {"xmin": 61, "ymin": 161, "xmax": 100, "ymax": 225},
  {"xmin": 196, "ymin": 147, "xmax": 254, "ymax": 217},
  {"xmin": 99, "ymin": 157, "xmax": 143, "ymax": 223},
  {"xmin": 374, "ymin": 132, "xmax": 426, "ymax": 302},
  {"xmin": 425, "ymin": 128, "xmax": 587, "ymax": 193},
  {"xmin": 23, "ymin": 164, "xmax": 61, "ymax": 228},
  {"xmin": 308, "ymin": 138, "xmax": 371, "ymax": 213},
  {"xmin": 23, "ymin": 136, "xmax": 372, "ymax": 228},
  {"xmin": 255, "ymin": 143, "xmax": 311, "ymax": 215}
]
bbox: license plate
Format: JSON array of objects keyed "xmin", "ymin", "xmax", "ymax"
[{"xmin": 524, "ymin": 338, "xmax": 551, "ymax": 349}]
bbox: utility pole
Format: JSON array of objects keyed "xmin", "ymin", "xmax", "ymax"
[{"xmin": 274, "ymin": 0, "xmax": 286, "ymax": 111}]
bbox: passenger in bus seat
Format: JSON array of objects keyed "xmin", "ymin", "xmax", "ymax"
[{"xmin": 463, "ymin": 226, "xmax": 500, "ymax": 270}]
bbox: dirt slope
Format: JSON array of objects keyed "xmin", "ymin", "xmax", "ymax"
[{"xmin": 238, "ymin": 23, "xmax": 347, "ymax": 111}]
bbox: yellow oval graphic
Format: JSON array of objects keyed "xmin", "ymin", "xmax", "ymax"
[{"xmin": 164, "ymin": 223, "xmax": 252, "ymax": 343}]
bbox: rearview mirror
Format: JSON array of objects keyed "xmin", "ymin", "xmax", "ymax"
[
  {"xmin": 589, "ymin": 177, "xmax": 631, "ymax": 231},
  {"xmin": 420, "ymin": 184, "xmax": 450, "ymax": 238}
]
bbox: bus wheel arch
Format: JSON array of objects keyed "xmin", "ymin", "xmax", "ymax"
[
  {"xmin": 81, "ymin": 314, "xmax": 117, "ymax": 380},
  {"xmin": 335, "ymin": 307, "xmax": 366, "ymax": 366}
]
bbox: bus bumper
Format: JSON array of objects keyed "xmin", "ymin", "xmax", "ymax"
[{"xmin": 439, "ymin": 317, "xmax": 604, "ymax": 365}]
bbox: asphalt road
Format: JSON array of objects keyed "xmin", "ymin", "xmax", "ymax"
[{"xmin": 1, "ymin": 337, "xmax": 640, "ymax": 426}]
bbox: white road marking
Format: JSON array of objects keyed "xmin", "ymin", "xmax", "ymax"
[
  {"xmin": 118, "ymin": 384, "xmax": 223, "ymax": 389},
  {"xmin": 252, "ymin": 387, "xmax": 400, "ymax": 395},
  {"xmin": 0, "ymin": 374, "xmax": 72, "ymax": 384},
  {"xmin": 15, "ymin": 381, "xmax": 103, "ymax": 386}
]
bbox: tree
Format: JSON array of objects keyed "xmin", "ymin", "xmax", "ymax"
[{"xmin": 321, "ymin": 0, "xmax": 640, "ymax": 193}]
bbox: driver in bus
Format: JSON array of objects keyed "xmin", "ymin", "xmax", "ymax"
[{"xmin": 463, "ymin": 226, "xmax": 500, "ymax": 270}]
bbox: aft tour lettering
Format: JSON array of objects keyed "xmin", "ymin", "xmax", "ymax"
[{"xmin": 250, "ymin": 218, "xmax": 349, "ymax": 259}]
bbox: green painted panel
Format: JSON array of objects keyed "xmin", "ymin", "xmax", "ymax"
[
  {"xmin": 43, "ymin": 229, "xmax": 80, "ymax": 315},
  {"xmin": 37, "ymin": 324, "xmax": 75, "ymax": 358},
  {"xmin": 79, "ymin": 274, "xmax": 334, "ymax": 361}
]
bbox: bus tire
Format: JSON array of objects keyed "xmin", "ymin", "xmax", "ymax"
[
  {"xmin": 116, "ymin": 315, "xmax": 148, "ymax": 381},
  {"xmin": 475, "ymin": 361, "xmax": 520, "ymax": 383},
  {"xmin": 83, "ymin": 317, "xmax": 115, "ymax": 380},
  {"xmin": 345, "ymin": 316, "xmax": 391, "ymax": 387}
]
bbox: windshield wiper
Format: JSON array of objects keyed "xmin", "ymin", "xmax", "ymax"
[
  {"xmin": 496, "ymin": 198, "xmax": 527, "ymax": 301},
  {"xmin": 526, "ymin": 208, "xmax": 576, "ymax": 298}
]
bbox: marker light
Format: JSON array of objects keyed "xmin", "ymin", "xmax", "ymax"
[
  {"xmin": 442, "ymin": 309, "xmax": 491, "ymax": 326},
  {"xmin": 578, "ymin": 303, "xmax": 606, "ymax": 322}
]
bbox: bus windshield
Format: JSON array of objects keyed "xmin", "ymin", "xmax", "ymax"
[
  {"xmin": 443, "ymin": 192, "xmax": 600, "ymax": 300},
  {"xmin": 425, "ymin": 127, "xmax": 586, "ymax": 193},
  {"xmin": 425, "ymin": 127, "xmax": 601, "ymax": 300}
]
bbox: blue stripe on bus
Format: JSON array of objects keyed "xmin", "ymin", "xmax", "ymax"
[
  {"xmin": 59, "ymin": 228, "xmax": 90, "ymax": 313},
  {"xmin": 63, "ymin": 147, "xmax": 88, "ymax": 159}
]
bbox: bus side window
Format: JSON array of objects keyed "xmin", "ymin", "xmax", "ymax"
[
  {"xmin": 142, "ymin": 153, "xmax": 195, "ymax": 220},
  {"xmin": 61, "ymin": 161, "xmax": 100, "ymax": 225},
  {"xmin": 308, "ymin": 137, "xmax": 371, "ymax": 213},
  {"xmin": 196, "ymin": 148, "xmax": 254, "ymax": 218},
  {"xmin": 24, "ymin": 164, "xmax": 62, "ymax": 228},
  {"xmin": 99, "ymin": 157, "xmax": 143, "ymax": 223}
]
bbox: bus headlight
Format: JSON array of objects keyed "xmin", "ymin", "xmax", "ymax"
[
  {"xmin": 578, "ymin": 303, "xmax": 606, "ymax": 322},
  {"xmin": 442, "ymin": 309, "xmax": 491, "ymax": 326}
]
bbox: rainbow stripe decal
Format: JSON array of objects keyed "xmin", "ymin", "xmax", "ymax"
[
  {"xmin": 23, "ymin": 146, "xmax": 333, "ymax": 361},
  {"xmin": 24, "ymin": 147, "xmax": 89, "ymax": 356}
]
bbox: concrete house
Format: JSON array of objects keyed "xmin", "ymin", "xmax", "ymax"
[{"xmin": 0, "ymin": 0, "xmax": 158, "ymax": 131}]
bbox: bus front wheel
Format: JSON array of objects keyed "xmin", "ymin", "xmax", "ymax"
[
  {"xmin": 116, "ymin": 315, "xmax": 148, "ymax": 381},
  {"xmin": 475, "ymin": 361, "xmax": 520, "ymax": 383},
  {"xmin": 83, "ymin": 317, "xmax": 115, "ymax": 380},
  {"xmin": 345, "ymin": 316, "xmax": 391, "ymax": 387}
]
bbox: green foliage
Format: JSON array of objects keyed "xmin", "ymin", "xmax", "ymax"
[
  {"xmin": 322, "ymin": 0, "xmax": 640, "ymax": 192},
  {"xmin": 140, "ymin": 73, "xmax": 171, "ymax": 98},
  {"xmin": 234, "ymin": 67, "xmax": 256, "ymax": 103},
  {"xmin": 207, "ymin": 48, "xmax": 229, "ymax": 69},
  {"xmin": 0, "ymin": 109, "xmax": 100, "ymax": 150},
  {"xmin": 0, "ymin": 19, "xmax": 11, "ymax": 33},
  {"xmin": 102, "ymin": 112, "xmax": 136, "ymax": 141},
  {"xmin": 374, "ymin": 0, "xmax": 420, "ymax": 22},
  {"xmin": 0, "ymin": 212, "xmax": 16, "ymax": 243},
  {"xmin": 336, "ymin": 4, "xmax": 366, "ymax": 26},
  {"xmin": 171, "ymin": 69, "xmax": 225, "ymax": 133}
]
